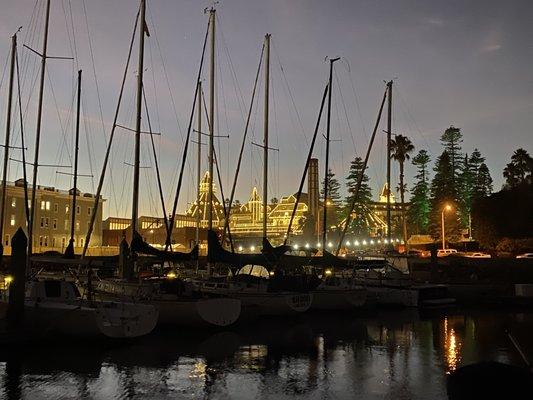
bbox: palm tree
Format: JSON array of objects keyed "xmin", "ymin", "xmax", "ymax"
[{"xmin": 390, "ymin": 134, "xmax": 415, "ymax": 247}]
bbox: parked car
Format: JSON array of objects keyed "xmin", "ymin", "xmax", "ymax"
[
  {"xmin": 516, "ymin": 253, "xmax": 533, "ymax": 259},
  {"xmin": 437, "ymin": 249, "xmax": 458, "ymax": 257},
  {"xmin": 465, "ymin": 252, "xmax": 492, "ymax": 258}
]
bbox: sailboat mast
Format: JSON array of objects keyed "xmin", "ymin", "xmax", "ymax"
[
  {"xmin": 196, "ymin": 81, "xmax": 202, "ymax": 245},
  {"xmin": 0, "ymin": 33, "xmax": 17, "ymax": 256},
  {"xmin": 28, "ymin": 0, "xmax": 51, "ymax": 262},
  {"xmin": 69, "ymin": 70, "xmax": 82, "ymax": 249},
  {"xmin": 207, "ymin": 8, "xmax": 215, "ymax": 231},
  {"xmin": 132, "ymin": 0, "xmax": 146, "ymax": 239},
  {"xmin": 386, "ymin": 80, "xmax": 392, "ymax": 243},
  {"xmin": 262, "ymin": 34, "xmax": 270, "ymax": 240},
  {"xmin": 321, "ymin": 57, "xmax": 339, "ymax": 250}
]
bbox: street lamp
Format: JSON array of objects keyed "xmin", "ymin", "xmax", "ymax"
[{"xmin": 441, "ymin": 204, "xmax": 452, "ymax": 250}]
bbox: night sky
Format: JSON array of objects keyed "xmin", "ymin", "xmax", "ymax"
[{"xmin": 0, "ymin": 0, "xmax": 531, "ymax": 218}]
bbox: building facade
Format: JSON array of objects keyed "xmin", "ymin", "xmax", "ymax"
[{"xmin": 0, "ymin": 179, "xmax": 104, "ymax": 254}]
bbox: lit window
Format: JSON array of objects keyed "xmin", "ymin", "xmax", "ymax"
[
  {"xmin": 76, "ymin": 221, "xmax": 80, "ymax": 231},
  {"xmin": 41, "ymin": 201, "xmax": 46, "ymax": 210},
  {"xmin": 46, "ymin": 201, "xmax": 51, "ymax": 210},
  {"xmin": 10, "ymin": 215, "xmax": 15, "ymax": 226},
  {"xmin": 65, "ymin": 205, "xmax": 69, "ymax": 214},
  {"xmin": 11, "ymin": 198, "xmax": 16, "ymax": 207}
]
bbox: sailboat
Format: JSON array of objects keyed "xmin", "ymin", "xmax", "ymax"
[
  {"xmin": 0, "ymin": 16, "xmax": 158, "ymax": 339},
  {"xmin": 195, "ymin": 33, "xmax": 315, "ymax": 316},
  {"xmin": 89, "ymin": 1, "xmax": 241, "ymax": 327}
]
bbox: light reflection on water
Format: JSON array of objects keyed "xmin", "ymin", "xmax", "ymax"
[{"xmin": 1, "ymin": 309, "xmax": 531, "ymax": 400}]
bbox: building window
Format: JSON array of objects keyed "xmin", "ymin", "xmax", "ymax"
[
  {"xmin": 46, "ymin": 201, "xmax": 51, "ymax": 210},
  {"xmin": 45, "ymin": 217, "xmax": 49, "ymax": 228},
  {"xmin": 52, "ymin": 237, "xmax": 56, "ymax": 247},
  {"xmin": 76, "ymin": 206, "xmax": 81, "ymax": 215},
  {"xmin": 80, "ymin": 238, "xmax": 84, "ymax": 247},
  {"xmin": 87, "ymin": 207, "xmax": 92, "ymax": 216},
  {"xmin": 39, "ymin": 236, "xmax": 43, "ymax": 246},
  {"xmin": 76, "ymin": 221, "xmax": 80, "ymax": 231},
  {"xmin": 61, "ymin": 237, "xmax": 66, "ymax": 247},
  {"xmin": 41, "ymin": 201, "xmax": 46, "ymax": 210},
  {"xmin": 11, "ymin": 198, "xmax": 16, "ymax": 208},
  {"xmin": 28, "ymin": 200, "xmax": 31, "ymax": 209},
  {"xmin": 65, "ymin": 205, "xmax": 69, "ymax": 214},
  {"xmin": 4, "ymin": 234, "xmax": 10, "ymax": 246},
  {"xmin": 52, "ymin": 219, "xmax": 57, "ymax": 230},
  {"xmin": 54, "ymin": 203, "xmax": 58, "ymax": 213},
  {"xmin": 40, "ymin": 217, "xmax": 45, "ymax": 228},
  {"xmin": 64, "ymin": 219, "xmax": 69, "ymax": 230},
  {"xmin": 10, "ymin": 215, "xmax": 15, "ymax": 226},
  {"xmin": 43, "ymin": 236, "xmax": 48, "ymax": 246}
]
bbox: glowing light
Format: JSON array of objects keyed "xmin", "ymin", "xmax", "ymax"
[
  {"xmin": 362, "ymin": 240, "xmax": 367, "ymax": 245},
  {"xmin": 305, "ymin": 243, "xmax": 310, "ymax": 249},
  {"xmin": 384, "ymin": 239, "xmax": 388, "ymax": 244},
  {"xmin": 327, "ymin": 242, "xmax": 333, "ymax": 248},
  {"xmin": 354, "ymin": 240, "xmax": 360, "ymax": 246},
  {"xmin": 445, "ymin": 204, "xmax": 452, "ymax": 212},
  {"xmin": 370, "ymin": 240, "xmax": 375, "ymax": 245},
  {"xmin": 250, "ymin": 245, "xmax": 256, "ymax": 252},
  {"xmin": 396, "ymin": 239, "xmax": 400, "ymax": 243},
  {"xmin": 377, "ymin": 239, "xmax": 381, "ymax": 244},
  {"xmin": 238, "ymin": 246, "xmax": 243, "ymax": 252},
  {"xmin": 269, "ymin": 271, "xmax": 275, "ymax": 276},
  {"xmin": 4, "ymin": 276, "xmax": 13, "ymax": 284},
  {"xmin": 293, "ymin": 244, "xmax": 299, "ymax": 250},
  {"xmin": 346, "ymin": 241, "xmax": 351, "ymax": 246},
  {"xmin": 324, "ymin": 269, "xmax": 333, "ymax": 276},
  {"xmin": 317, "ymin": 243, "xmax": 322, "ymax": 248},
  {"xmin": 166, "ymin": 271, "xmax": 177, "ymax": 279}
]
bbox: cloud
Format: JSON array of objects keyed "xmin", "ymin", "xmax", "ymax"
[
  {"xmin": 480, "ymin": 43, "xmax": 502, "ymax": 53},
  {"xmin": 425, "ymin": 18, "xmax": 444, "ymax": 26}
]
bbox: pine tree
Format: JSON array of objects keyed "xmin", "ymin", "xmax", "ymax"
[
  {"xmin": 429, "ymin": 150, "xmax": 460, "ymax": 241},
  {"xmin": 408, "ymin": 150, "xmax": 431, "ymax": 234},
  {"xmin": 321, "ymin": 168, "xmax": 342, "ymax": 229},
  {"xmin": 475, "ymin": 163, "xmax": 493, "ymax": 197},
  {"xmin": 344, "ymin": 157, "xmax": 372, "ymax": 235},
  {"xmin": 458, "ymin": 154, "xmax": 474, "ymax": 228},
  {"xmin": 503, "ymin": 148, "xmax": 533, "ymax": 188},
  {"xmin": 440, "ymin": 126, "xmax": 463, "ymax": 198}
]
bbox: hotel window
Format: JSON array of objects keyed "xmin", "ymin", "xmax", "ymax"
[
  {"xmin": 41, "ymin": 201, "xmax": 46, "ymax": 210},
  {"xmin": 39, "ymin": 236, "xmax": 43, "ymax": 246},
  {"xmin": 65, "ymin": 205, "xmax": 69, "ymax": 214},
  {"xmin": 54, "ymin": 203, "xmax": 58, "ymax": 213},
  {"xmin": 45, "ymin": 217, "xmax": 49, "ymax": 228},
  {"xmin": 10, "ymin": 215, "xmax": 15, "ymax": 226},
  {"xmin": 52, "ymin": 219, "xmax": 57, "ymax": 230},
  {"xmin": 4, "ymin": 234, "xmax": 10, "ymax": 246},
  {"xmin": 76, "ymin": 206, "xmax": 81, "ymax": 215},
  {"xmin": 76, "ymin": 221, "xmax": 80, "ymax": 231},
  {"xmin": 11, "ymin": 198, "xmax": 16, "ymax": 207},
  {"xmin": 46, "ymin": 201, "xmax": 51, "ymax": 210},
  {"xmin": 40, "ymin": 217, "xmax": 45, "ymax": 228}
]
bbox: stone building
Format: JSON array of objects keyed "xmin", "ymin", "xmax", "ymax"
[{"xmin": 0, "ymin": 179, "xmax": 104, "ymax": 254}]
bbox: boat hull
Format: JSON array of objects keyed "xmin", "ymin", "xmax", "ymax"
[{"xmin": 310, "ymin": 288, "xmax": 366, "ymax": 310}]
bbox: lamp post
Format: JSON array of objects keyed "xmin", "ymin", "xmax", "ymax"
[{"xmin": 441, "ymin": 204, "xmax": 452, "ymax": 250}]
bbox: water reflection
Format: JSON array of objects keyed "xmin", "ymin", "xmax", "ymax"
[{"xmin": 1, "ymin": 309, "xmax": 532, "ymax": 399}]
